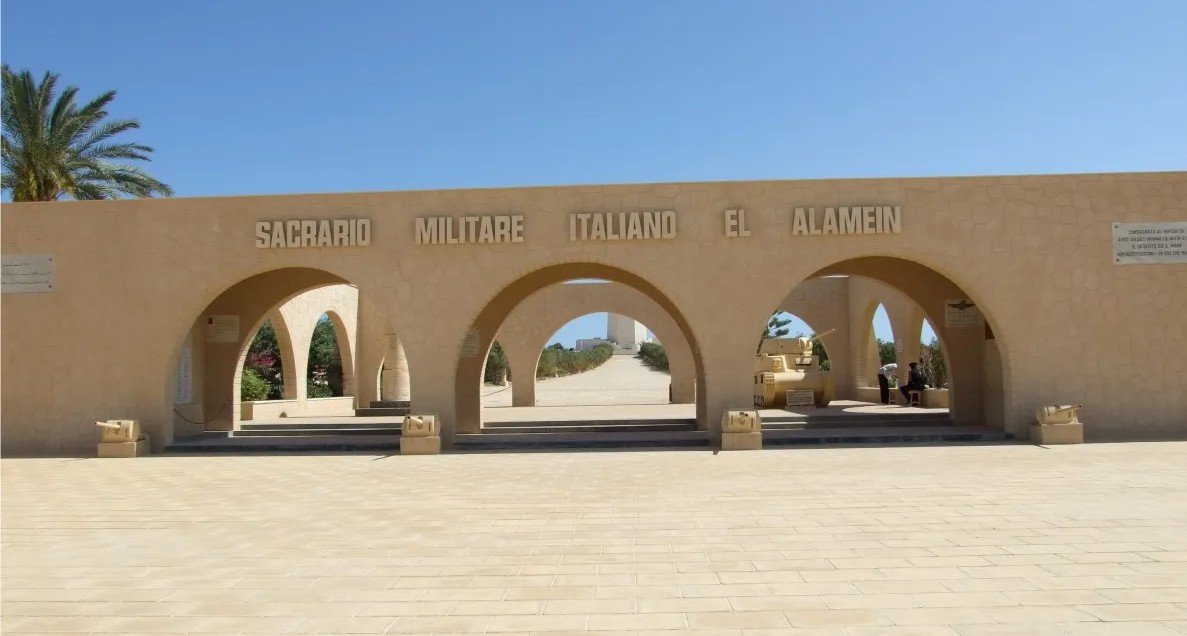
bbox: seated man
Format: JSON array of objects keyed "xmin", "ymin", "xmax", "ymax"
[{"xmin": 898, "ymin": 362, "xmax": 928, "ymax": 404}]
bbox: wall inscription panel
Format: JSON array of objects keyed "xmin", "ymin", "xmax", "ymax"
[
  {"xmin": 1112, "ymin": 222, "xmax": 1187, "ymax": 264},
  {"xmin": 1, "ymin": 254, "xmax": 55, "ymax": 294},
  {"xmin": 206, "ymin": 315, "xmax": 240, "ymax": 343}
]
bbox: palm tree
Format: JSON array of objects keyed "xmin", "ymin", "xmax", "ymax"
[{"xmin": 2, "ymin": 65, "xmax": 172, "ymax": 202}]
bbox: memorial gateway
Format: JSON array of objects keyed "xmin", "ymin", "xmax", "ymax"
[{"xmin": 2, "ymin": 170, "xmax": 1185, "ymax": 457}]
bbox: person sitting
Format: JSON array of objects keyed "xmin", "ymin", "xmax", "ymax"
[{"xmin": 898, "ymin": 362, "xmax": 928, "ymax": 405}]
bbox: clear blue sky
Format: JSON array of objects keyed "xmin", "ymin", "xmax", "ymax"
[{"xmin": 4, "ymin": 0, "xmax": 1184, "ymax": 348}]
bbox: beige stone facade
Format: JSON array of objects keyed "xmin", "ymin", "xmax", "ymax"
[{"xmin": 2, "ymin": 171, "xmax": 1185, "ymax": 456}]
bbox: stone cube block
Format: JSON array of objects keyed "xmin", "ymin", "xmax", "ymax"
[
  {"xmin": 722, "ymin": 409, "xmax": 761, "ymax": 434},
  {"xmin": 97, "ymin": 437, "xmax": 151, "ymax": 458},
  {"xmin": 722, "ymin": 431, "xmax": 762, "ymax": 451},
  {"xmin": 1031, "ymin": 422, "xmax": 1084, "ymax": 445},
  {"xmin": 401, "ymin": 435, "xmax": 441, "ymax": 455},
  {"xmin": 402, "ymin": 414, "xmax": 438, "ymax": 437}
]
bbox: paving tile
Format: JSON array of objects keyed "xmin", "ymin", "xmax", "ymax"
[
  {"xmin": 689, "ymin": 610, "xmax": 789, "ymax": 629},
  {"xmin": 587, "ymin": 612, "xmax": 687, "ymax": 630},
  {"xmin": 784, "ymin": 608, "xmax": 892, "ymax": 628},
  {"xmin": 1076, "ymin": 603, "xmax": 1187, "ymax": 621}
]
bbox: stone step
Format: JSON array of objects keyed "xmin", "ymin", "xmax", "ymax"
[
  {"xmin": 761, "ymin": 412, "xmax": 951, "ymax": 424},
  {"xmin": 762, "ymin": 417, "xmax": 952, "ymax": 430},
  {"xmin": 455, "ymin": 429, "xmax": 710, "ymax": 451},
  {"xmin": 241, "ymin": 421, "xmax": 400, "ymax": 431},
  {"xmin": 165, "ymin": 433, "xmax": 399, "ymax": 453},
  {"xmin": 355, "ymin": 407, "xmax": 410, "ymax": 417},
  {"xmin": 371, "ymin": 400, "xmax": 410, "ymax": 409},
  {"xmin": 232, "ymin": 427, "xmax": 402, "ymax": 438},
  {"xmin": 482, "ymin": 422, "xmax": 697, "ymax": 435},
  {"xmin": 483, "ymin": 418, "xmax": 696, "ymax": 429},
  {"xmin": 763, "ymin": 425, "xmax": 1014, "ymax": 446}
]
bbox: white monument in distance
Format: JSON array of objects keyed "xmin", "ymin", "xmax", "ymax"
[{"xmin": 577, "ymin": 313, "xmax": 653, "ymax": 353}]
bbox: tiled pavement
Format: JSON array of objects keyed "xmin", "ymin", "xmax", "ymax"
[{"xmin": 2, "ymin": 442, "xmax": 1186, "ymax": 635}]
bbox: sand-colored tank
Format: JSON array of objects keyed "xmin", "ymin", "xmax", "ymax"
[{"xmin": 753, "ymin": 330, "xmax": 835, "ymax": 408}]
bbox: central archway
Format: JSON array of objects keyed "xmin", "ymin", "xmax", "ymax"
[
  {"xmin": 453, "ymin": 263, "xmax": 708, "ymax": 434},
  {"xmin": 493, "ymin": 281, "xmax": 697, "ymax": 407}
]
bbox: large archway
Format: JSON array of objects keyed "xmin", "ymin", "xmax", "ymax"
[
  {"xmin": 491, "ymin": 280, "xmax": 698, "ymax": 408},
  {"xmin": 163, "ymin": 267, "xmax": 355, "ymax": 446},
  {"xmin": 453, "ymin": 263, "xmax": 707, "ymax": 436},
  {"xmin": 492, "ymin": 311, "xmax": 673, "ymax": 407},
  {"xmin": 780, "ymin": 256, "xmax": 1009, "ymax": 429}
]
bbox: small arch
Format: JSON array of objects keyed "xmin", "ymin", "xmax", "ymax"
[
  {"xmin": 919, "ymin": 317, "xmax": 948, "ymax": 389},
  {"xmin": 306, "ymin": 313, "xmax": 353, "ymax": 398}
]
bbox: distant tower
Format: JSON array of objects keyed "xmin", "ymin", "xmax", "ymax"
[{"xmin": 607, "ymin": 313, "xmax": 647, "ymax": 351}]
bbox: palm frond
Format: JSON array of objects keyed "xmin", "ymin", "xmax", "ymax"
[{"xmin": 1, "ymin": 66, "xmax": 171, "ymax": 201}]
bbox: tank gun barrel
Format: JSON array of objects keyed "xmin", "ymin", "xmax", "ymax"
[
  {"xmin": 808, "ymin": 328, "xmax": 837, "ymax": 342},
  {"xmin": 95, "ymin": 421, "xmax": 121, "ymax": 430}
]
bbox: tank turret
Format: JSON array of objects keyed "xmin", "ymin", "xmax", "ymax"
[{"xmin": 753, "ymin": 329, "xmax": 836, "ymax": 408}]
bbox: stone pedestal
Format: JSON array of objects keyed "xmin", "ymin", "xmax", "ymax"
[
  {"xmin": 721, "ymin": 409, "xmax": 762, "ymax": 451},
  {"xmin": 1031, "ymin": 404, "xmax": 1085, "ymax": 445},
  {"xmin": 401, "ymin": 414, "xmax": 441, "ymax": 455},
  {"xmin": 401, "ymin": 435, "xmax": 441, "ymax": 455},
  {"xmin": 1031, "ymin": 423, "xmax": 1084, "ymax": 445},
  {"xmin": 97, "ymin": 438, "xmax": 151, "ymax": 458}
]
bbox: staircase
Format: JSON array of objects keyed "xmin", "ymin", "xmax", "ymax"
[
  {"xmin": 454, "ymin": 418, "xmax": 708, "ymax": 451},
  {"xmin": 163, "ymin": 409, "xmax": 1013, "ymax": 454},
  {"xmin": 166, "ymin": 419, "xmax": 402, "ymax": 453},
  {"xmin": 760, "ymin": 411, "xmax": 1014, "ymax": 445},
  {"xmin": 354, "ymin": 399, "xmax": 410, "ymax": 417}
]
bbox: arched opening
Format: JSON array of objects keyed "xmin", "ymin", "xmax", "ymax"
[
  {"xmin": 164, "ymin": 268, "xmax": 349, "ymax": 443},
  {"xmin": 872, "ymin": 303, "xmax": 896, "ymax": 377},
  {"xmin": 305, "ymin": 312, "xmax": 356, "ymax": 400},
  {"xmin": 163, "ymin": 269, "xmax": 409, "ymax": 451},
  {"xmin": 241, "ymin": 318, "xmax": 290, "ymax": 402},
  {"xmin": 754, "ymin": 257, "xmax": 1008, "ymax": 440},
  {"xmin": 754, "ymin": 310, "xmax": 836, "ymax": 408},
  {"xmin": 452, "ymin": 264, "xmax": 707, "ymax": 445},
  {"xmin": 919, "ymin": 318, "xmax": 946, "ymax": 389},
  {"xmin": 483, "ymin": 312, "xmax": 668, "ymax": 410}
]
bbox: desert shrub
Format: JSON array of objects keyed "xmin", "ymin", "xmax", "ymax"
[
  {"xmin": 240, "ymin": 367, "xmax": 271, "ymax": 401},
  {"xmin": 536, "ymin": 344, "xmax": 613, "ymax": 379},
  {"xmin": 484, "ymin": 340, "xmax": 510, "ymax": 384},
  {"xmin": 637, "ymin": 342, "xmax": 669, "ymax": 372}
]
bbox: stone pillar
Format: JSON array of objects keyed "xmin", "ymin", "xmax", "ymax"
[
  {"xmin": 668, "ymin": 351, "xmax": 696, "ymax": 404},
  {"xmin": 502, "ymin": 339, "xmax": 539, "ymax": 407},
  {"xmin": 696, "ymin": 330, "xmax": 757, "ymax": 442},
  {"xmin": 353, "ymin": 292, "xmax": 389, "ymax": 408},
  {"xmin": 512, "ymin": 374, "xmax": 536, "ymax": 407},
  {"xmin": 381, "ymin": 337, "xmax": 411, "ymax": 401}
]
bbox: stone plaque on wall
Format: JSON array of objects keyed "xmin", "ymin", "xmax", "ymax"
[
  {"xmin": 206, "ymin": 315, "xmax": 240, "ymax": 343},
  {"xmin": 945, "ymin": 300, "xmax": 981, "ymax": 328},
  {"xmin": 1112, "ymin": 222, "xmax": 1187, "ymax": 264},
  {"xmin": 459, "ymin": 329, "xmax": 481, "ymax": 358},
  {"xmin": 1, "ymin": 254, "xmax": 55, "ymax": 294}
]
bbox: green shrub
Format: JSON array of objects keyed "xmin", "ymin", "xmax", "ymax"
[
  {"xmin": 240, "ymin": 367, "xmax": 271, "ymax": 401},
  {"xmin": 307, "ymin": 383, "xmax": 333, "ymax": 398},
  {"xmin": 637, "ymin": 342, "xmax": 669, "ymax": 372},
  {"xmin": 484, "ymin": 340, "xmax": 510, "ymax": 384},
  {"xmin": 536, "ymin": 343, "xmax": 614, "ymax": 379}
]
